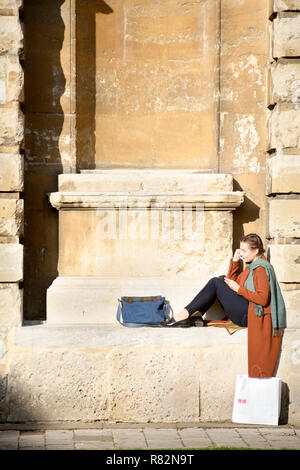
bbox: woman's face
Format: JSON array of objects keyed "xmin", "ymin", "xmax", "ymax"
[{"xmin": 239, "ymin": 242, "xmax": 259, "ymax": 263}]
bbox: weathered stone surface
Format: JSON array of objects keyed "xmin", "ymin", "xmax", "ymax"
[
  {"xmin": 199, "ymin": 344, "xmax": 247, "ymax": 422},
  {"xmin": 93, "ymin": 0, "xmax": 219, "ymax": 168},
  {"xmin": 277, "ymin": 329, "xmax": 300, "ymax": 425},
  {"xmin": 56, "ymin": 207, "xmax": 232, "ymax": 279},
  {"xmin": 2, "ymin": 323, "xmax": 299, "ymax": 424},
  {"xmin": 0, "ymin": 283, "xmax": 22, "ymax": 327},
  {"xmin": 60, "ymin": 171, "xmax": 233, "ymax": 193},
  {"xmin": 25, "ymin": 113, "xmax": 75, "ymax": 170},
  {"xmin": 0, "ymin": 15, "xmax": 23, "ymax": 55},
  {"xmin": 0, "ymin": 0, "xmax": 22, "ymax": 9},
  {"xmin": 0, "ymin": 244, "xmax": 23, "ymax": 282},
  {"xmin": 0, "ymin": 55, "xmax": 23, "ymax": 105},
  {"xmin": 221, "ymin": 0, "xmax": 270, "ymax": 57},
  {"xmin": 274, "ymin": 0, "xmax": 300, "ymax": 11},
  {"xmin": 108, "ymin": 348, "xmax": 200, "ymax": 422},
  {"xmin": 269, "ymin": 199, "xmax": 300, "ymax": 238},
  {"xmin": 0, "ymin": 154, "xmax": 23, "ymax": 191},
  {"xmin": 221, "ymin": 112, "xmax": 267, "ymax": 174},
  {"xmin": 266, "ymin": 154, "xmax": 300, "ymax": 194},
  {"xmin": 0, "ymin": 103, "xmax": 23, "ymax": 148},
  {"xmin": 269, "ymin": 105, "xmax": 300, "ymax": 150},
  {"xmin": 281, "ymin": 289, "xmax": 300, "ymax": 328},
  {"xmin": 273, "ymin": 13, "xmax": 300, "ymax": 57},
  {"xmin": 220, "ymin": 0, "xmax": 269, "ymax": 180},
  {"xmin": 0, "ymin": 198, "xmax": 23, "ymax": 237},
  {"xmin": 269, "ymin": 245, "xmax": 300, "ymax": 282},
  {"xmin": 270, "ymin": 59, "xmax": 300, "ymax": 104},
  {"xmin": 6, "ymin": 349, "xmax": 109, "ymax": 422},
  {"xmin": 6, "ymin": 324, "xmax": 247, "ymax": 423}
]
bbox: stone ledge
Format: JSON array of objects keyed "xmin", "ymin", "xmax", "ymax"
[
  {"xmin": 2, "ymin": 325, "xmax": 299, "ymax": 424},
  {"xmin": 13, "ymin": 323, "xmax": 248, "ymax": 350}
]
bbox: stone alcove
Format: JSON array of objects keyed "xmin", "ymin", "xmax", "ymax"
[
  {"xmin": 24, "ymin": 0, "xmax": 246, "ymax": 321},
  {"xmin": 25, "ymin": 0, "xmax": 244, "ymax": 323}
]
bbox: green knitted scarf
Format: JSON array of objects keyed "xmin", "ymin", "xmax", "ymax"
[{"xmin": 244, "ymin": 255, "xmax": 286, "ymax": 336}]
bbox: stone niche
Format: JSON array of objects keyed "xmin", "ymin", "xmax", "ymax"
[{"xmin": 47, "ymin": 170, "xmax": 244, "ymax": 323}]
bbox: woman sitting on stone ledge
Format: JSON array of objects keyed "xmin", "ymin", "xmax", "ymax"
[{"xmin": 162, "ymin": 233, "xmax": 286, "ymax": 378}]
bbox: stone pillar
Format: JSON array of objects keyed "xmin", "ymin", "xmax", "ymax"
[
  {"xmin": 0, "ymin": 0, "xmax": 24, "ymax": 378},
  {"xmin": 268, "ymin": 1, "xmax": 300, "ymax": 424},
  {"xmin": 47, "ymin": 170, "xmax": 244, "ymax": 324}
]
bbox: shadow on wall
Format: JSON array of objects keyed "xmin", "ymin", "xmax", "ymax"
[
  {"xmin": 232, "ymin": 179, "xmax": 261, "ymax": 251},
  {"xmin": 76, "ymin": 0, "xmax": 113, "ymax": 170},
  {"xmin": 279, "ymin": 382, "xmax": 290, "ymax": 425},
  {"xmin": 23, "ymin": 0, "xmax": 65, "ymax": 321},
  {"xmin": 23, "ymin": 0, "xmax": 113, "ymax": 320}
]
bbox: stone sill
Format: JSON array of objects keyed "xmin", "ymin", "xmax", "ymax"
[{"xmin": 14, "ymin": 323, "xmax": 248, "ymax": 350}]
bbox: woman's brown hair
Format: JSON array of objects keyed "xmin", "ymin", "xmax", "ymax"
[{"xmin": 240, "ymin": 233, "xmax": 265, "ymax": 255}]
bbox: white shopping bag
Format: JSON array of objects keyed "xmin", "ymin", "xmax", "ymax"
[{"xmin": 232, "ymin": 374, "xmax": 282, "ymax": 426}]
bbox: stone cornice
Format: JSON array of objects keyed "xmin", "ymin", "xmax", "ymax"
[{"xmin": 48, "ymin": 191, "xmax": 244, "ymax": 211}]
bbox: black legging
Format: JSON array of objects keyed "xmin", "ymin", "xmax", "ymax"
[{"xmin": 184, "ymin": 277, "xmax": 249, "ymax": 327}]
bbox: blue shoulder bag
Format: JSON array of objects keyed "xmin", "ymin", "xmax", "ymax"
[{"xmin": 116, "ymin": 295, "xmax": 172, "ymax": 328}]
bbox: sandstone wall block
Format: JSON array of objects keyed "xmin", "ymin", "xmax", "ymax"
[
  {"xmin": 107, "ymin": 348, "xmax": 200, "ymax": 422},
  {"xmin": 0, "ymin": 243, "xmax": 23, "ymax": 282},
  {"xmin": 269, "ymin": 199, "xmax": 300, "ymax": 238},
  {"xmin": 269, "ymin": 244, "xmax": 300, "ymax": 282},
  {"xmin": 270, "ymin": 59, "xmax": 300, "ymax": 104},
  {"xmin": 269, "ymin": 105, "xmax": 300, "ymax": 150},
  {"xmin": 274, "ymin": 0, "xmax": 300, "ymax": 11},
  {"xmin": 0, "ymin": 198, "xmax": 23, "ymax": 236},
  {"xmin": 0, "ymin": 55, "xmax": 24, "ymax": 105},
  {"xmin": 266, "ymin": 154, "xmax": 300, "ymax": 194},
  {"xmin": 0, "ymin": 15, "xmax": 23, "ymax": 55},
  {"xmin": 0, "ymin": 102, "xmax": 23, "ymax": 148},
  {"xmin": 0, "ymin": 153, "xmax": 23, "ymax": 191},
  {"xmin": 0, "ymin": 0, "xmax": 22, "ymax": 9},
  {"xmin": 6, "ymin": 350, "xmax": 109, "ymax": 422},
  {"xmin": 273, "ymin": 13, "xmax": 300, "ymax": 57},
  {"xmin": 281, "ymin": 288, "xmax": 300, "ymax": 328},
  {"xmin": 0, "ymin": 283, "xmax": 22, "ymax": 327}
]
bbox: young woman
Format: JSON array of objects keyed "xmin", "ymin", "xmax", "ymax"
[{"xmin": 162, "ymin": 233, "xmax": 286, "ymax": 378}]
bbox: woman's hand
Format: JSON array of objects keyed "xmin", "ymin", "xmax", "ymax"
[
  {"xmin": 224, "ymin": 277, "xmax": 240, "ymax": 293},
  {"xmin": 233, "ymin": 249, "xmax": 242, "ymax": 262}
]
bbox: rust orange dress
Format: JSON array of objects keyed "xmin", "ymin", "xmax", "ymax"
[{"xmin": 227, "ymin": 255, "xmax": 282, "ymax": 378}]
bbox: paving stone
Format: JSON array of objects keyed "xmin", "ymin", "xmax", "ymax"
[
  {"xmin": 19, "ymin": 432, "xmax": 45, "ymax": 450},
  {"xmin": 205, "ymin": 428, "xmax": 247, "ymax": 448},
  {"xmin": 267, "ymin": 439, "xmax": 300, "ymax": 450},
  {"xmin": 46, "ymin": 443, "xmax": 74, "ymax": 450},
  {"xmin": 74, "ymin": 429, "xmax": 114, "ymax": 449},
  {"xmin": 45, "ymin": 429, "xmax": 74, "ymax": 449},
  {"xmin": 45, "ymin": 429, "xmax": 73, "ymax": 441},
  {"xmin": 143, "ymin": 428, "xmax": 184, "ymax": 449},
  {"xmin": 112, "ymin": 428, "xmax": 147, "ymax": 449},
  {"xmin": 178, "ymin": 428, "xmax": 213, "ymax": 448},
  {"xmin": 0, "ymin": 430, "xmax": 19, "ymax": 450},
  {"xmin": 237, "ymin": 428, "xmax": 271, "ymax": 449}
]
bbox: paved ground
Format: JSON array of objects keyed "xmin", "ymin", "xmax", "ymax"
[{"xmin": 0, "ymin": 423, "xmax": 299, "ymax": 450}]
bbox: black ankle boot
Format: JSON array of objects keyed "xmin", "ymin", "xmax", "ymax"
[{"xmin": 161, "ymin": 317, "xmax": 193, "ymax": 328}]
